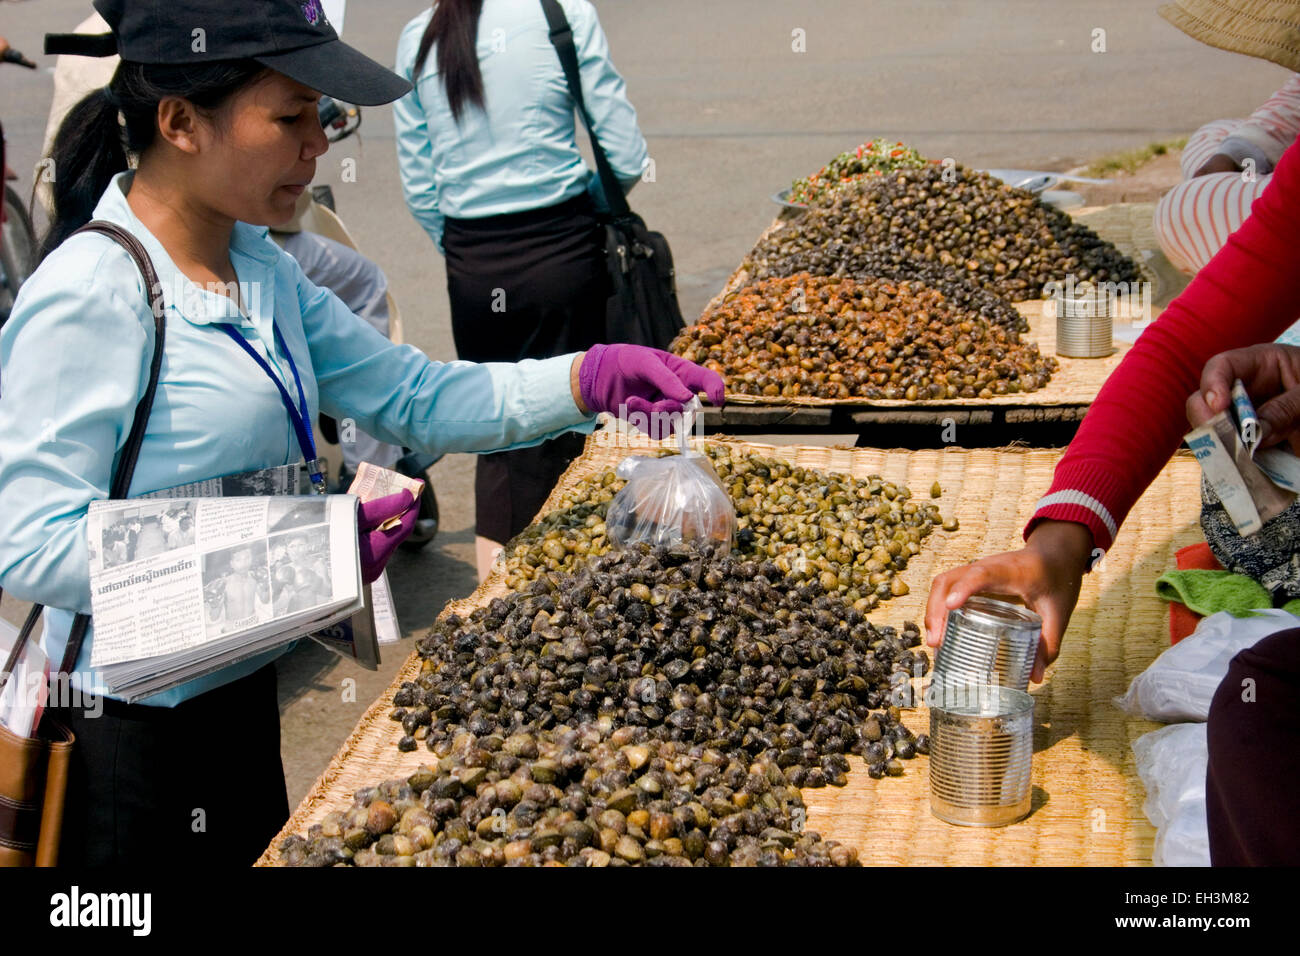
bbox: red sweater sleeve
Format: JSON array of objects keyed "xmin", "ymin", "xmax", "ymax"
[{"xmin": 1025, "ymin": 140, "xmax": 1300, "ymax": 553}]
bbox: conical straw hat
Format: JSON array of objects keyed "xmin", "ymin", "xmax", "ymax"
[{"xmin": 1159, "ymin": 1, "xmax": 1300, "ymax": 73}]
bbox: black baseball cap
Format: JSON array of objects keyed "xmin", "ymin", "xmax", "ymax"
[{"xmin": 45, "ymin": 0, "xmax": 412, "ymax": 106}]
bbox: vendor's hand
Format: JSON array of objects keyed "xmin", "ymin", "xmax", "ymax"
[
  {"xmin": 1193, "ymin": 153, "xmax": 1241, "ymax": 177},
  {"xmin": 924, "ymin": 520, "xmax": 1093, "ymax": 683},
  {"xmin": 1187, "ymin": 343, "xmax": 1300, "ymax": 453},
  {"xmin": 575, "ymin": 344, "xmax": 726, "ymax": 438},
  {"xmin": 357, "ymin": 491, "xmax": 418, "ymax": 584}
]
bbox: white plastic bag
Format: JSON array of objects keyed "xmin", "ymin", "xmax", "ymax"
[
  {"xmin": 0, "ymin": 617, "xmax": 51, "ymax": 738},
  {"xmin": 606, "ymin": 452, "xmax": 736, "ymax": 554},
  {"xmin": 1114, "ymin": 608, "xmax": 1300, "ymax": 722},
  {"xmin": 1132, "ymin": 722, "xmax": 1210, "ymax": 866}
]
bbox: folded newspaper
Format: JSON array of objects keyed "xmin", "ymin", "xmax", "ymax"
[
  {"xmin": 84, "ymin": 461, "xmax": 422, "ymax": 702},
  {"xmin": 87, "ymin": 494, "xmax": 365, "ymax": 701},
  {"xmin": 1186, "ymin": 379, "xmax": 1300, "ymax": 536}
]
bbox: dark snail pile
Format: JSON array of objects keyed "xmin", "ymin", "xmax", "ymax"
[
  {"xmin": 745, "ymin": 163, "xmax": 1142, "ymax": 302},
  {"xmin": 672, "ymin": 273, "xmax": 1057, "ymax": 400},
  {"xmin": 505, "ymin": 444, "xmax": 954, "ymax": 613},
  {"xmin": 280, "ymin": 545, "xmax": 930, "ymax": 866}
]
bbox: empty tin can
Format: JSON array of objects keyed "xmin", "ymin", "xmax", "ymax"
[
  {"xmin": 1055, "ymin": 288, "xmax": 1114, "ymax": 358},
  {"xmin": 929, "ymin": 684, "xmax": 1035, "ymax": 827},
  {"xmin": 931, "ymin": 595, "xmax": 1041, "ymax": 694}
]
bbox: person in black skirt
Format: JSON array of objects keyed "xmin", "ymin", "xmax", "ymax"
[{"xmin": 395, "ymin": 0, "xmax": 651, "ymax": 579}]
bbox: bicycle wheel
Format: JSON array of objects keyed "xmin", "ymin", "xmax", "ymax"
[{"xmin": 1, "ymin": 184, "xmax": 37, "ymax": 325}]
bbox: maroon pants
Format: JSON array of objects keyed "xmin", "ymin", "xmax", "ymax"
[{"xmin": 1206, "ymin": 626, "xmax": 1300, "ymax": 865}]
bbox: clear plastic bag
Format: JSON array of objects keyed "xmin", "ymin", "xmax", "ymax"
[
  {"xmin": 606, "ymin": 451, "xmax": 736, "ymax": 554},
  {"xmin": 1114, "ymin": 608, "xmax": 1300, "ymax": 722}
]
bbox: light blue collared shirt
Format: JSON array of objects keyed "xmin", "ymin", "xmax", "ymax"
[
  {"xmin": 0, "ymin": 171, "xmax": 595, "ymax": 706},
  {"xmin": 394, "ymin": 0, "xmax": 650, "ymax": 252}
]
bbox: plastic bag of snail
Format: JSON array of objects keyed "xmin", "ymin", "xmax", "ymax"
[{"xmin": 606, "ymin": 452, "xmax": 737, "ymax": 554}]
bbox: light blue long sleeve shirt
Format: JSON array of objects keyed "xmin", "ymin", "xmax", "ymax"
[
  {"xmin": 394, "ymin": 0, "xmax": 650, "ymax": 252},
  {"xmin": 0, "ymin": 171, "xmax": 595, "ymax": 706}
]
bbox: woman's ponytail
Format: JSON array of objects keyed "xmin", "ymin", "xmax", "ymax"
[
  {"xmin": 414, "ymin": 0, "xmax": 486, "ymax": 123},
  {"xmin": 39, "ymin": 87, "xmax": 129, "ymax": 260}
]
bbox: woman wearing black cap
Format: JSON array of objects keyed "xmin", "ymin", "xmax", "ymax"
[{"xmin": 0, "ymin": 0, "xmax": 722, "ymax": 866}]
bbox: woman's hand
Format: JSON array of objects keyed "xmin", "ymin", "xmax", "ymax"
[
  {"xmin": 1187, "ymin": 343, "xmax": 1300, "ymax": 453},
  {"xmin": 924, "ymin": 520, "xmax": 1094, "ymax": 683},
  {"xmin": 357, "ymin": 491, "xmax": 418, "ymax": 584},
  {"xmin": 574, "ymin": 344, "xmax": 725, "ymax": 438}
]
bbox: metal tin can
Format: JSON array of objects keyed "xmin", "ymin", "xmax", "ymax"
[
  {"xmin": 930, "ymin": 595, "xmax": 1040, "ymax": 693},
  {"xmin": 1055, "ymin": 288, "xmax": 1114, "ymax": 358},
  {"xmin": 929, "ymin": 684, "xmax": 1035, "ymax": 827}
]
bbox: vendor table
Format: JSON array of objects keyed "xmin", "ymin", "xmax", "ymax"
[
  {"xmin": 702, "ymin": 301, "xmax": 1142, "ymax": 447},
  {"xmin": 696, "ymin": 202, "xmax": 1173, "ymax": 447},
  {"xmin": 258, "ymin": 432, "xmax": 1201, "ymax": 867}
]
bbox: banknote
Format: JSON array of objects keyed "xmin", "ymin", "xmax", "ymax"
[
  {"xmin": 348, "ymin": 461, "xmax": 424, "ymax": 531},
  {"xmin": 1186, "ymin": 411, "xmax": 1295, "ymax": 535},
  {"xmin": 1226, "ymin": 378, "xmax": 1300, "ymax": 493}
]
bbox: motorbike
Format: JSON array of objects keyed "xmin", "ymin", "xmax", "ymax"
[{"xmin": 1, "ymin": 47, "xmax": 39, "ymax": 327}]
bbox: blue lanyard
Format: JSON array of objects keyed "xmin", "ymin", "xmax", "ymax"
[{"xmin": 217, "ymin": 322, "xmax": 326, "ymax": 493}]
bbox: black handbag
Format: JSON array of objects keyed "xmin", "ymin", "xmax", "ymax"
[
  {"xmin": 0, "ymin": 220, "xmax": 163, "ymax": 866},
  {"xmin": 540, "ymin": 0, "xmax": 687, "ymax": 351}
]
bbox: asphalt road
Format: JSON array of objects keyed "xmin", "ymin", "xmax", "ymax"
[{"xmin": 1, "ymin": 0, "xmax": 1290, "ymax": 805}]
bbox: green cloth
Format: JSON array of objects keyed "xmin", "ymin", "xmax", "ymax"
[{"xmin": 1156, "ymin": 569, "xmax": 1300, "ymax": 617}]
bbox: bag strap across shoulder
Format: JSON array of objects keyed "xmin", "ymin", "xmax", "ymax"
[
  {"xmin": 540, "ymin": 0, "xmax": 634, "ymax": 221},
  {"xmin": 0, "ymin": 220, "xmax": 165, "ymax": 698}
]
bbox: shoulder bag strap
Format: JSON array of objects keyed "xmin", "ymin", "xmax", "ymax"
[
  {"xmin": 540, "ymin": 0, "xmax": 634, "ymax": 220},
  {"xmin": 0, "ymin": 220, "xmax": 165, "ymax": 694}
]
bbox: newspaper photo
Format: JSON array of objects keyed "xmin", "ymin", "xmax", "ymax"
[{"xmin": 86, "ymin": 494, "xmax": 364, "ymax": 701}]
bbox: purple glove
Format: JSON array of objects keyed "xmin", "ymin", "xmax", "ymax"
[
  {"xmin": 357, "ymin": 491, "xmax": 418, "ymax": 584},
  {"xmin": 579, "ymin": 344, "xmax": 726, "ymax": 438}
]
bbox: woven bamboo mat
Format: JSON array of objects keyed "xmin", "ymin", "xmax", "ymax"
[{"xmin": 257, "ymin": 434, "xmax": 1201, "ymax": 866}]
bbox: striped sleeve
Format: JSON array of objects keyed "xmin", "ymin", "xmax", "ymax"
[
  {"xmin": 1228, "ymin": 73, "xmax": 1300, "ymax": 171},
  {"xmin": 1153, "ymin": 171, "xmax": 1267, "ymax": 274}
]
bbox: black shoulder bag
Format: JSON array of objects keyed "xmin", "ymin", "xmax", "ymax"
[
  {"xmin": 540, "ymin": 0, "xmax": 687, "ymax": 350},
  {"xmin": 0, "ymin": 220, "xmax": 164, "ymax": 866}
]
